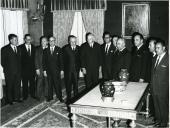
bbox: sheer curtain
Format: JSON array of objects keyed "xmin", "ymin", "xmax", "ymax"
[
  {"xmin": 81, "ymin": 10, "xmax": 105, "ymax": 44},
  {"xmin": 53, "ymin": 11, "xmax": 75, "ymax": 47},
  {"xmin": 0, "ymin": 9, "xmax": 28, "ymax": 48},
  {"xmin": 70, "ymin": 12, "xmax": 86, "ymax": 46},
  {"xmin": 0, "ymin": 9, "xmax": 28, "ymax": 99}
]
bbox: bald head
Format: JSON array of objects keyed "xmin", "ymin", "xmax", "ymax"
[
  {"xmin": 117, "ymin": 38, "xmax": 126, "ymax": 51},
  {"xmin": 49, "ymin": 36, "xmax": 56, "ymax": 47}
]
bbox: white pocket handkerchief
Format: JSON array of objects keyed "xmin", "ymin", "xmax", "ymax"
[{"xmin": 161, "ymin": 65, "xmax": 167, "ymax": 68}]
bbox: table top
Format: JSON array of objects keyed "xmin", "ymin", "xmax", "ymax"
[{"xmin": 73, "ymin": 82, "xmax": 148, "ymax": 110}]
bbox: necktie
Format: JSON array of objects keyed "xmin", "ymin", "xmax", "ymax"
[
  {"xmin": 155, "ymin": 56, "xmax": 160, "ymax": 69},
  {"xmin": 72, "ymin": 46, "xmax": 75, "ymax": 51},
  {"xmin": 105, "ymin": 44, "xmax": 109, "ymax": 53},
  {"xmin": 28, "ymin": 46, "xmax": 31, "ymax": 56},
  {"xmin": 50, "ymin": 47, "xmax": 54, "ymax": 54},
  {"xmin": 14, "ymin": 46, "xmax": 17, "ymax": 53}
]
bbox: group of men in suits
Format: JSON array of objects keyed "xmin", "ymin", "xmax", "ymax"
[{"xmin": 1, "ymin": 31, "xmax": 169, "ymax": 126}]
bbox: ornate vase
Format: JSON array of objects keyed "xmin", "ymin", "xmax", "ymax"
[
  {"xmin": 119, "ymin": 69, "xmax": 129, "ymax": 83},
  {"xmin": 99, "ymin": 81, "xmax": 115, "ymax": 102}
]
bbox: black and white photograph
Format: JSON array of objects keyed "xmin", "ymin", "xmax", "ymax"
[{"xmin": 0, "ymin": 0, "xmax": 169, "ymax": 127}]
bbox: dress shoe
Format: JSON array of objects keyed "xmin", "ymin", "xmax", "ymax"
[
  {"xmin": 9, "ymin": 102, "xmax": 13, "ymax": 105},
  {"xmin": 46, "ymin": 98, "xmax": 53, "ymax": 102},
  {"xmin": 15, "ymin": 100, "xmax": 23, "ymax": 103},
  {"xmin": 23, "ymin": 97, "xmax": 28, "ymax": 100},
  {"xmin": 153, "ymin": 122, "xmax": 161, "ymax": 127},
  {"xmin": 59, "ymin": 99, "xmax": 64, "ymax": 103}
]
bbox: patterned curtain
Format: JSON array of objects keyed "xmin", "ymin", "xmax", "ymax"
[
  {"xmin": 53, "ymin": 11, "xmax": 75, "ymax": 47},
  {"xmin": 0, "ymin": 0, "xmax": 29, "ymax": 9},
  {"xmin": 81, "ymin": 10, "xmax": 104, "ymax": 44}
]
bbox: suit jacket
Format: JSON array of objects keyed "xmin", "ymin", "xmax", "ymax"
[
  {"xmin": 43, "ymin": 46, "xmax": 63, "ymax": 75},
  {"xmin": 62, "ymin": 44, "xmax": 80, "ymax": 73},
  {"xmin": 101, "ymin": 42, "xmax": 116, "ymax": 79},
  {"xmin": 1, "ymin": 44, "xmax": 21, "ymax": 76},
  {"xmin": 151, "ymin": 53, "xmax": 169, "ymax": 97},
  {"xmin": 35, "ymin": 46, "xmax": 44, "ymax": 73},
  {"xmin": 113, "ymin": 48, "xmax": 131, "ymax": 80},
  {"xmin": 19, "ymin": 43, "xmax": 35, "ymax": 76},
  {"xmin": 130, "ymin": 44, "xmax": 149, "ymax": 81},
  {"xmin": 80, "ymin": 42, "xmax": 102, "ymax": 71},
  {"xmin": 145, "ymin": 52, "xmax": 156, "ymax": 82}
]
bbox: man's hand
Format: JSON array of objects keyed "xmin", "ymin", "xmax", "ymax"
[
  {"xmin": 82, "ymin": 68, "xmax": 86, "ymax": 75},
  {"xmin": 139, "ymin": 78, "xmax": 144, "ymax": 83},
  {"xmin": 36, "ymin": 69, "xmax": 40, "ymax": 76},
  {"xmin": 43, "ymin": 71, "xmax": 47, "ymax": 77},
  {"xmin": 60, "ymin": 70, "xmax": 64, "ymax": 79}
]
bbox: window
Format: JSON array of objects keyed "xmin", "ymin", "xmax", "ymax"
[
  {"xmin": 0, "ymin": 9, "xmax": 28, "ymax": 49},
  {"xmin": 70, "ymin": 11, "xmax": 86, "ymax": 46}
]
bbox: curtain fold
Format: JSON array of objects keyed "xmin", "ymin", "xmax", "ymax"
[
  {"xmin": 51, "ymin": 0, "xmax": 106, "ymax": 11},
  {"xmin": 0, "ymin": 9, "xmax": 28, "ymax": 46},
  {"xmin": 53, "ymin": 11, "xmax": 75, "ymax": 47},
  {"xmin": 0, "ymin": 0, "xmax": 29, "ymax": 9},
  {"xmin": 81, "ymin": 10, "xmax": 104, "ymax": 44}
]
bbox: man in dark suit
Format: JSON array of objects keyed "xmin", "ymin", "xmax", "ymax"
[
  {"xmin": 43, "ymin": 36, "xmax": 64, "ymax": 102},
  {"xmin": 35, "ymin": 36, "xmax": 48, "ymax": 101},
  {"xmin": 80, "ymin": 32, "xmax": 102, "ymax": 89},
  {"xmin": 20, "ymin": 34, "xmax": 36, "ymax": 100},
  {"xmin": 112, "ymin": 35, "xmax": 119, "ymax": 54},
  {"xmin": 62, "ymin": 35, "xmax": 80, "ymax": 104},
  {"xmin": 147, "ymin": 37, "xmax": 157, "ymax": 118},
  {"xmin": 129, "ymin": 32, "xmax": 149, "ymax": 82},
  {"xmin": 1, "ymin": 34, "xmax": 22, "ymax": 105},
  {"xmin": 151, "ymin": 39, "xmax": 169, "ymax": 127},
  {"xmin": 101, "ymin": 32, "xmax": 115, "ymax": 80},
  {"xmin": 113, "ymin": 38, "xmax": 131, "ymax": 80}
]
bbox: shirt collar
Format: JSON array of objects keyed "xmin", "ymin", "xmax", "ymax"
[
  {"xmin": 119, "ymin": 47, "xmax": 126, "ymax": 52},
  {"xmin": 137, "ymin": 43, "xmax": 143, "ymax": 50},
  {"xmin": 153, "ymin": 52, "xmax": 156, "ymax": 57},
  {"xmin": 157, "ymin": 52, "xmax": 166, "ymax": 61},
  {"xmin": 10, "ymin": 44, "xmax": 16, "ymax": 48},
  {"xmin": 106, "ymin": 42, "xmax": 111, "ymax": 46}
]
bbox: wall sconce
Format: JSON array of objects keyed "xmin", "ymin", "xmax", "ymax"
[{"xmin": 31, "ymin": 0, "xmax": 46, "ymax": 22}]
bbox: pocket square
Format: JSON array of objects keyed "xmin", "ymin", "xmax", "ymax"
[
  {"xmin": 161, "ymin": 65, "xmax": 167, "ymax": 68},
  {"xmin": 110, "ymin": 50, "xmax": 113, "ymax": 53},
  {"xmin": 56, "ymin": 52, "xmax": 58, "ymax": 55}
]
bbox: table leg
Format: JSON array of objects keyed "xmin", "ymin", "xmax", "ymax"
[
  {"xmin": 111, "ymin": 118, "xmax": 119, "ymax": 128},
  {"xmin": 107, "ymin": 117, "xmax": 111, "ymax": 128},
  {"xmin": 129, "ymin": 120, "xmax": 136, "ymax": 128},
  {"xmin": 71, "ymin": 114, "xmax": 77, "ymax": 128}
]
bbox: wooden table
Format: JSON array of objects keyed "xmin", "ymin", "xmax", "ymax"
[{"xmin": 70, "ymin": 82, "xmax": 148, "ymax": 128}]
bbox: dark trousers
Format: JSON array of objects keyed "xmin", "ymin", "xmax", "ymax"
[
  {"xmin": 36, "ymin": 74, "xmax": 48, "ymax": 99},
  {"xmin": 102, "ymin": 67, "xmax": 113, "ymax": 81},
  {"xmin": 22, "ymin": 74, "xmax": 35, "ymax": 99},
  {"xmin": 85, "ymin": 69, "xmax": 99, "ymax": 89},
  {"xmin": 47, "ymin": 73, "xmax": 62, "ymax": 100},
  {"xmin": 5, "ymin": 74, "xmax": 21, "ymax": 103},
  {"xmin": 65, "ymin": 71, "xmax": 78, "ymax": 102},
  {"xmin": 153, "ymin": 94, "xmax": 169, "ymax": 126}
]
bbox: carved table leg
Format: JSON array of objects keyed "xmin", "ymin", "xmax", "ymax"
[
  {"xmin": 107, "ymin": 117, "xmax": 111, "ymax": 128},
  {"xmin": 112, "ymin": 118, "xmax": 120, "ymax": 128},
  {"xmin": 129, "ymin": 120, "xmax": 136, "ymax": 128},
  {"xmin": 71, "ymin": 114, "xmax": 77, "ymax": 128}
]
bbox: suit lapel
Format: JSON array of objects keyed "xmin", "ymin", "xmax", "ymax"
[{"xmin": 157, "ymin": 53, "xmax": 167, "ymax": 69}]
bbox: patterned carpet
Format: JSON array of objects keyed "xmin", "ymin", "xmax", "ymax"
[
  {"xmin": 1, "ymin": 81, "xmax": 157, "ymax": 128},
  {"xmin": 2, "ymin": 98, "xmax": 156, "ymax": 128}
]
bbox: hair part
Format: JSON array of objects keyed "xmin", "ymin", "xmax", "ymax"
[{"xmin": 8, "ymin": 34, "xmax": 17, "ymax": 41}]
